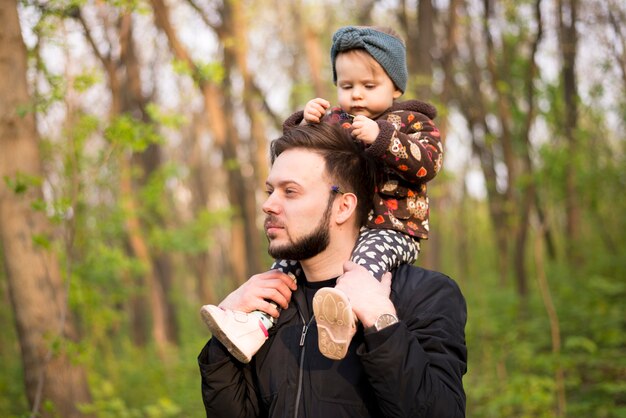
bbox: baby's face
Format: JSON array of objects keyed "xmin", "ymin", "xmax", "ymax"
[{"xmin": 335, "ymin": 50, "xmax": 402, "ymax": 119}]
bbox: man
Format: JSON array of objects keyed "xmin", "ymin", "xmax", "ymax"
[{"xmin": 198, "ymin": 123, "xmax": 467, "ymax": 417}]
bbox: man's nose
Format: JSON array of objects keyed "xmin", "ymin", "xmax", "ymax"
[{"xmin": 262, "ymin": 193, "xmax": 279, "ymax": 214}]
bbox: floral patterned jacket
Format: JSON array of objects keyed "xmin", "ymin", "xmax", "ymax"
[{"xmin": 282, "ymin": 100, "xmax": 443, "ymax": 240}]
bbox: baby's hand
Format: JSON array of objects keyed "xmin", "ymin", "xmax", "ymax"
[
  {"xmin": 303, "ymin": 98, "xmax": 330, "ymax": 123},
  {"xmin": 351, "ymin": 115, "xmax": 380, "ymax": 144}
]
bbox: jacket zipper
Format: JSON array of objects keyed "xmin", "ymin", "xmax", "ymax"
[{"xmin": 293, "ymin": 313, "xmax": 315, "ymax": 418}]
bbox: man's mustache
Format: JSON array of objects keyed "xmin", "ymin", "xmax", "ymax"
[{"xmin": 264, "ymin": 216, "xmax": 284, "ymax": 231}]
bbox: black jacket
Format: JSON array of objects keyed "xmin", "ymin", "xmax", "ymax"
[{"xmin": 198, "ymin": 265, "xmax": 467, "ymax": 417}]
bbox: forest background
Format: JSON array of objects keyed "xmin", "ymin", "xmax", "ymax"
[{"xmin": 1, "ymin": 0, "xmax": 625, "ymax": 417}]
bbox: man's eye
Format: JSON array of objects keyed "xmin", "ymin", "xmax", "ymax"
[{"xmin": 265, "ymin": 189, "xmax": 273, "ymax": 196}]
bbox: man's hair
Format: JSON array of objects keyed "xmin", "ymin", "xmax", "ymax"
[{"xmin": 270, "ymin": 123, "xmax": 376, "ymax": 227}]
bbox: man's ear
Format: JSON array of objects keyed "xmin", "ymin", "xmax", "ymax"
[{"xmin": 334, "ymin": 192, "xmax": 358, "ymax": 225}]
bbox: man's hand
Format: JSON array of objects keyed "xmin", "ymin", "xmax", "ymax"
[
  {"xmin": 351, "ymin": 115, "xmax": 380, "ymax": 144},
  {"xmin": 218, "ymin": 270, "xmax": 297, "ymax": 318},
  {"xmin": 335, "ymin": 261, "xmax": 395, "ymax": 328},
  {"xmin": 303, "ymin": 98, "xmax": 330, "ymax": 123}
]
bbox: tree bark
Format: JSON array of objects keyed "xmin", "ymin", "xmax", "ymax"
[
  {"xmin": 184, "ymin": 112, "xmax": 218, "ymax": 304},
  {"xmin": 415, "ymin": 0, "xmax": 442, "ymax": 270},
  {"xmin": 512, "ymin": 0, "xmax": 545, "ymax": 297},
  {"xmin": 292, "ymin": 5, "xmax": 330, "ymax": 101},
  {"xmin": 151, "ymin": 0, "xmax": 263, "ymax": 284},
  {"xmin": 416, "ymin": 0, "xmax": 435, "ymax": 99},
  {"xmin": 447, "ymin": 0, "xmax": 510, "ymax": 284},
  {"xmin": 120, "ymin": 13, "xmax": 179, "ymax": 346},
  {"xmin": 0, "ymin": 1, "xmax": 93, "ymax": 416},
  {"xmin": 78, "ymin": 7, "xmax": 178, "ymax": 348},
  {"xmin": 557, "ymin": 0, "xmax": 580, "ymax": 261},
  {"xmin": 223, "ymin": 0, "xmax": 266, "ymax": 275}
]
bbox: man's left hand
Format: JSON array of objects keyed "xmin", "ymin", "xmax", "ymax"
[{"xmin": 335, "ymin": 261, "xmax": 395, "ymax": 328}]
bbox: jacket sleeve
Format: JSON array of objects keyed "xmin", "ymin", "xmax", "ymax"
[
  {"xmin": 358, "ymin": 268, "xmax": 467, "ymax": 417},
  {"xmin": 366, "ymin": 110, "xmax": 443, "ymax": 185},
  {"xmin": 198, "ymin": 339, "xmax": 261, "ymax": 418}
]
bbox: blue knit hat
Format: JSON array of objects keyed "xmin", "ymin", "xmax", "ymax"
[{"xmin": 330, "ymin": 26, "xmax": 407, "ymax": 93}]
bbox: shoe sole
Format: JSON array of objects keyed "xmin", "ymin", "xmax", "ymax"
[
  {"xmin": 200, "ymin": 306, "xmax": 252, "ymax": 364},
  {"xmin": 312, "ymin": 288, "xmax": 356, "ymax": 360}
]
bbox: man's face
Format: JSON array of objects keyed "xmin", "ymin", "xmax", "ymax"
[{"xmin": 263, "ymin": 149, "xmax": 336, "ymax": 261}]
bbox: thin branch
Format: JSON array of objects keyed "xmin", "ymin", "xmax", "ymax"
[
  {"xmin": 607, "ymin": 8, "xmax": 626, "ymax": 87},
  {"xmin": 183, "ymin": 0, "xmax": 281, "ymax": 129},
  {"xmin": 534, "ymin": 220, "xmax": 567, "ymax": 416},
  {"xmin": 76, "ymin": 9, "xmax": 113, "ymax": 73},
  {"xmin": 184, "ymin": 0, "xmax": 221, "ymax": 33}
]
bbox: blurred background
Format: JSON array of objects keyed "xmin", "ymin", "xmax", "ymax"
[{"xmin": 1, "ymin": 0, "xmax": 625, "ymax": 417}]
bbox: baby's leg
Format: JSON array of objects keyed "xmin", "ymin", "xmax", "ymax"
[
  {"xmin": 351, "ymin": 228, "xmax": 420, "ymax": 280},
  {"xmin": 313, "ymin": 229, "xmax": 418, "ymax": 360},
  {"xmin": 199, "ymin": 260, "xmax": 299, "ymax": 363},
  {"xmin": 270, "ymin": 259, "xmax": 303, "ymax": 280}
]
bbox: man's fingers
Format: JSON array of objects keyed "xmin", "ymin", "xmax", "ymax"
[
  {"xmin": 381, "ymin": 271, "xmax": 392, "ymax": 288},
  {"xmin": 270, "ymin": 269, "xmax": 298, "ymax": 290},
  {"xmin": 220, "ymin": 269, "xmax": 296, "ymax": 313},
  {"xmin": 343, "ymin": 260, "xmax": 360, "ymax": 273},
  {"xmin": 380, "ymin": 271, "xmax": 393, "ymax": 298},
  {"xmin": 263, "ymin": 300, "xmax": 282, "ymax": 318},
  {"xmin": 263, "ymin": 286, "xmax": 291, "ymax": 309}
]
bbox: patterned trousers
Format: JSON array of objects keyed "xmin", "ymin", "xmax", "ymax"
[{"xmin": 272, "ymin": 228, "xmax": 420, "ymax": 281}]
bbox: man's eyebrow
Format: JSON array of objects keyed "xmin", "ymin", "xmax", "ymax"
[{"xmin": 265, "ymin": 179, "xmax": 302, "ymax": 188}]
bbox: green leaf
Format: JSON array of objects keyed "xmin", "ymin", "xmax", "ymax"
[
  {"xmin": 104, "ymin": 114, "xmax": 163, "ymax": 152},
  {"xmin": 3, "ymin": 172, "xmax": 42, "ymax": 195},
  {"xmin": 564, "ymin": 336, "xmax": 598, "ymax": 354},
  {"xmin": 32, "ymin": 233, "xmax": 52, "ymax": 250}
]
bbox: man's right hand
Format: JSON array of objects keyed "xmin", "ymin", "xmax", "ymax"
[
  {"xmin": 218, "ymin": 270, "xmax": 297, "ymax": 318},
  {"xmin": 303, "ymin": 98, "xmax": 330, "ymax": 123}
]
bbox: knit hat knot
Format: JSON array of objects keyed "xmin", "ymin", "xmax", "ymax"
[
  {"xmin": 334, "ymin": 27, "xmax": 366, "ymax": 50},
  {"xmin": 330, "ymin": 26, "xmax": 408, "ymax": 93}
]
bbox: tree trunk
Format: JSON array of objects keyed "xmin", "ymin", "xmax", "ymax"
[
  {"xmin": 0, "ymin": 2, "xmax": 93, "ymax": 416},
  {"xmin": 79, "ymin": 7, "xmax": 179, "ymax": 349},
  {"xmin": 151, "ymin": 0, "xmax": 260, "ymax": 284},
  {"xmin": 224, "ymin": 0, "xmax": 266, "ymax": 275},
  {"xmin": 415, "ymin": 0, "xmax": 442, "ymax": 270},
  {"xmin": 121, "ymin": 11, "xmax": 179, "ymax": 347},
  {"xmin": 416, "ymin": 0, "xmax": 435, "ymax": 99},
  {"xmin": 557, "ymin": 0, "xmax": 581, "ymax": 262},
  {"xmin": 482, "ymin": 0, "xmax": 522, "ymax": 294},
  {"xmin": 456, "ymin": 2, "xmax": 511, "ymax": 284},
  {"xmin": 184, "ymin": 112, "xmax": 218, "ymax": 303},
  {"xmin": 512, "ymin": 0, "xmax": 545, "ymax": 297},
  {"xmin": 293, "ymin": 7, "xmax": 331, "ymax": 100}
]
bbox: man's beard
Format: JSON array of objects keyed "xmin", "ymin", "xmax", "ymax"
[{"xmin": 267, "ymin": 194, "xmax": 334, "ymax": 261}]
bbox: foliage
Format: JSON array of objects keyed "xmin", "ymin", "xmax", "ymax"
[
  {"xmin": 76, "ymin": 338, "xmax": 205, "ymax": 418},
  {"xmin": 2, "ymin": 0, "xmax": 625, "ymax": 417},
  {"xmin": 443, "ymin": 200, "xmax": 626, "ymax": 417}
]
